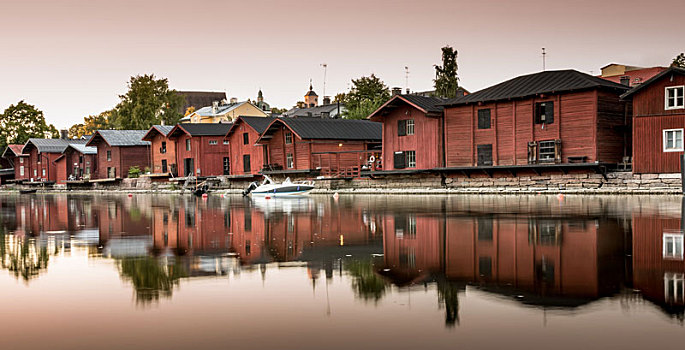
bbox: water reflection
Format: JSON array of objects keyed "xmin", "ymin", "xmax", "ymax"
[{"xmin": 0, "ymin": 194, "xmax": 683, "ymax": 326}]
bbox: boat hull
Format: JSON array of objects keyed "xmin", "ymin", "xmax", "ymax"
[{"xmin": 250, "ymin": 185, "xmax": 314, "ymax": 197}]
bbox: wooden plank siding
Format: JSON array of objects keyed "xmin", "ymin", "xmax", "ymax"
[{"xmin": 227, "ymin": 124, "xmax": 266, "ymax": 175}]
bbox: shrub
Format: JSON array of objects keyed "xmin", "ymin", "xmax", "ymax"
[{"xmin": 128, "ymin": 166, "xmax": 142, "ymax": 178}]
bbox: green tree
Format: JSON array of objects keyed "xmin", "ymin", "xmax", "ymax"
[
  {"xmin": 672, "ymin": 53, "xmax": 685, "ymax": 68},
  {"xmin": 0, "ymin": 101, "xmax": 58, "ymax": 150},
  {"xmin": 68, "ymin": 110, "xmax": 113, "ymax": 138},
  {"xmin": 434, "ymin": 46, "xmax": 460, "ymax": 98},
  {"xmin": 112, "ymin": 74, "xmax": 184, "ymax": 130},
  {"xmin": 343, "ymin": 74, "xmax": 390, "ymax": 119}
]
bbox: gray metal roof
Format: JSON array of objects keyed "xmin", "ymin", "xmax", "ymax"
[
  {"xmin": 265, "ymin": 118, "xmax": 381, "ymax": 141},
  {"xmin": 441, "ymin": 69, "xmax": 630, "ymax": 106},
  {"xmin": 65, "ymin": 143, "xmax": 97, "ymax": 155},
  {"xmin": 194, "ymin": 102, "xmax": 247, "ymax": 117},
  {"xmin": 284, "ymin": 103, "xmax": 346, "ymax": 118},
  {"xmin": 88, "ymin": 130, "xmax": 150, "ymax": 147},
  {"xmin": 23, "ymin": 138, "xmax": 88, "ymax": 154}
]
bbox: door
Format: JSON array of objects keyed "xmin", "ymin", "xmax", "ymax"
[
  {"xmin": 477, "ymin": 144, "xmax": 493, "ymax": 166},
  {"xmin": 184, "ymin": 158, "xmax": 194, "ymax": 176},
  {"xmin": 107, "ymin": 167, "xmax": 116, "ymax": 178},
  {"xmin": 393, "ymin": 151, "xmax": 406, "ymax": 169},
  {"xmin": 243, "ymin": 155, "xmax": 251, "ymax": 173},
  {"xmin": 161, "ymin": 159, "xmax": 168, "ymax": 173},
  {"xmin": 223, "ymin": 157, "xmax": 230, "ymax": 175}
]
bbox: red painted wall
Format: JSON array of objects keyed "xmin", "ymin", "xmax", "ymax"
[
  {"xmin": 377, "ymin": 105, "xmax": 443, "ymax": 170},
  {"xmin": 149, "ymin": 133, "xmax": 176, "ymax": 175},
  {"xmin": 95, "ymin": 143, "xmax": 149, "ymax": 179},
  {"xmin": 228, "ymin": 124, "xmax": 265, "ymax": 175},
  {"xmin": 174, "ymin": 134, "xmax": 230, "ymax": 177}
]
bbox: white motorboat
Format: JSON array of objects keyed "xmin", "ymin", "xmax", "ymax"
[{"xmin": 243, "ymin": 175, "xmax": 314, "ymax": 197}]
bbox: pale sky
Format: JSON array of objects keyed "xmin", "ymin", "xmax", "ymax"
[{"xmin": 0, "ymin": 0, "xmax": 683, "ymax": 129}]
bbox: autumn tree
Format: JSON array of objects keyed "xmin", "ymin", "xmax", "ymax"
[
  {"xmin": 343, "ymin": 74, "xmax": 391, "ymax": 119},
  {"xmin": 434, "ymin": 46, "xmax": 460, "ymax": 98},
  {"xmin": 68, "ymin": 110, "xmax": 114, "ymax": 138},
  {"xmin": 672, "ymin": 53, "xmax": 685, "ymax": 68},
  {"xmin": 0, "ymin": 101, "xmax": 58, "ymax": 150},
  {"xmin": 112, "ymin": 74, "xmax": 184, "ymax": 130}
]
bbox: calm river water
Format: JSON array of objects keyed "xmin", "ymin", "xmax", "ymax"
[{"xmin": 0, "ymin": 194, "xmax": 683, "ymax": 349}]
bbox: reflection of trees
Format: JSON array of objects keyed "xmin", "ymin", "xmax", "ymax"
[
  {"xmin": 0, "ymin": 228, "xmax": 53, "ymax": 282},
  {"xmin": 117, "ymin": 257, "xmax": 187, "ymax": 304},
  {"xmin": 344, "ymin": 259, "xmax": 388, "ymax": 302}
]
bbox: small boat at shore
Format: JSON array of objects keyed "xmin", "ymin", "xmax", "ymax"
[
  {"xmin": 243, "ymin": 175, "xmax": 314, "ymax": 197},
  {"xmin": 19, "ymin": 189, "xmax": 37, "ymax": 194}
]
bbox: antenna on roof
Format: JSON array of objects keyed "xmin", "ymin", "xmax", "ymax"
[
  {"xmin": 321, "ymin": 63, "xmax": 328, "ymax": 99},
  {"xmin": 542, "ymin": 48, "xmax": 546, "ymax": 71}
]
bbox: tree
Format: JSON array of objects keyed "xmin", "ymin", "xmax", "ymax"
[
  {"xmin": 112, "ymin": 74, "xmax": 184, "ymax": 130},
  {"xmin": 68, "ymin": 110, "xmax": 114, "ymax": 138},
  {"xmin": 0, "ymin": 101, "xmax": 58, "ymax": 150},
  {"xmin": 672, "ymin": 53, "xmax": 685, "ymax": 68},
  {"xmin": 343, "ymin": 74, "xmax": 391, "ymax": 119},
  {"xmin": 434, "ymin": 46, "xmax": 459, "ymax": 98}
]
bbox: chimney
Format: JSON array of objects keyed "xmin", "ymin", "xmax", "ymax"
[
  {"xmin": 323, "ymin": 96, "xmax": 331, "ymax": 105},
  {"xmin": 230, "ymin": 97, "xmax": 238, "ymax": 104},
  {"xmin": 212, "ymin": 101, "xmax": 219, "ymax": 114},
  {"xmin": 60, "ymin": 130, "xmax": 68, "ymax": 140},
  {"xmin": 161, "ymin": 119, "xmax": 165, "ymax": 126},
  {"xmin": 392, "ymin": 87, "xmax": 402, "ymax": 96},
  {"xmin": 406, "ymin": 88, "xmax": 410, "ymax": 94}
]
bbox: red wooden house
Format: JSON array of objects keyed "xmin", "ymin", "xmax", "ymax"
[
  {"xmin": 86, "ymin": 130, "xmax": 150, "ymax": 179},
  {"xmin": 22, "ymin": 138, "xmax": 89, "ymax": 183},
  {"xmin": 54, "ymin": 144, "xmax": 98, "ymax": 184},
  {"xmin": 225, "ymin": 116, "xmax": 275, "ymax": 175},
  {"xmin": 256, "ymin": 118, "xmax": 382, "ymax": 176},
  {"xmin": 368, "ymin": 94, "xmax": 445, "ymax": 170},
  {"xmin": 167, "ymin": 123, "xmax": 232, "ymax": 177},
  {"xmin": 441, "ymin": 70, "xmax": 631, "ymax": 171},
  {"xmin": 141, "ymin": 125, "xmax": 176, "ymax": 176},
  {"xmin": 621, "ymin": 67, "xmax": 685, "ymax": 173},
  {"xmin": 2, "ymin": 144, "xmax": 30, "ymax": 182}
]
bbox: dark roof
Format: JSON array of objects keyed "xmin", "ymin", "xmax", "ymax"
[
  {"xmin": 368, "ymin": 94, "xmax": 446, "ymax": 121},
  {"xmin": 86, "ymin": 130, "xmax": 150, "ymax": 147},
  {"xmin": 178, "ymin": 91, "xmax": 227, "ymax": 112},
  {"xmin": 620, "ymin": 66, "xmax": 685, "ymax": 99},
  {"xmin": 305, "ymin": 90, "xmax": 318, "ymax": 97},
  {"xmin": 23, "ymin": 138, "xmax": 89, "ymax": 154},
  {"xmin": 262, "ymin": 118, "xmax": 381, "ymax": 141},
  {"xmin": 284, "ymin": 103, "xmax": 345, "ymax": 118},
  {"xmin": 227, "ymin": 117, "xmax": 275, "ymax": 137},
  {"xmin": 441, "ymin": 69, "xmax": 630, "ymax": 106},
  {"xmin": 169, "ymin": 123, "xmax": 233, "ymax": 138},
  {"xmin": 142, "ymin": 125, "xmax": 174, "ymax": 141},
  {"xmin": 2, "ymin": 145, "xmax": 27, "ymax": 158}
]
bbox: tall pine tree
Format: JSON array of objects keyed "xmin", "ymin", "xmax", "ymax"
[{"xmin": 434, "ymin": 46, "xmax": 459, "ymax": 99}]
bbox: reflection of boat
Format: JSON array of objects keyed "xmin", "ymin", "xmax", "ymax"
[
  {"xmin": 251, "ymin": 195, "xmax": 314, "ymax": 216},
  {"xmin": 19, "ymin": 189, "xmax": 37, "ymax": 194},
  {"xmin": 243, "ymin": 175, "xmax": 314, "ymax": 197}
]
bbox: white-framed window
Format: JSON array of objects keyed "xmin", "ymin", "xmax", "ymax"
[
  {"xmin": 223, "ymin": 140, "xmax": 229, "ymax": 145},
  {"xmin": 42, "ymin": 169, "xmax": 45, "ymax": 177},
  {"xmin": 405, "ymin": 150, "xmax": 416, "ymax": 168},
  {"xmin": 208, "ymin": 140, "xmax": 218, "ymax": 145},
  {"xmin": 285, "ymin": 132, "xmax": 293, "ymax": 144},
  {"xmin": 19, "ymin": 166, "xmax": 24, "ymax": 176},
  {"xmin": 286, "ymin": 153, "xmax": 294, "ymax": 168},
  {"xmin": 664, "ymin": 272, "xmax": 684, "ymax": 303},
  {"xmin": 186, "ymin": 139, "xmax": 191, "ymax": 151},
  {"xmin": 33, "ymin": 169, "xmax": 37, "ymax": 177},
  {"xmin": 19, "ymin": 158, "xmax": 24, "ymax": 164},
  {"xmin": 665, "ymin": 86, "xmax": 685, "ymax": 110},
  {"xmin": 663, "ymin": 232, "xmax": 684, "ymax": 260},
  {"xmin": 663, "ymin": 129, "xmax": 684, "ymax": 152},
  {"xmin": 406, "ymin": 119, "xmax": 415, "ymax": 135}
]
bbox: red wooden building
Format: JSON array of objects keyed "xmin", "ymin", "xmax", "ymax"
[
  {"xmin": 256, "ymin": 118, "xmax": 382, "ymax": 177},
  {"xmin": 225, "ymin": 116, "xmax": 275, "ymax": 175},
  {"xmin": 86, "ymin": 130, "xmax": 150, "ymax": 179},
  {"xmin": 141, "ymin": 125, "xmax": 176, "ymax": 176},
  {"xmin": 621, "ymin": 67, "xmax": 685, "ymax": 173},
  {"xmin": 441, "ymin": 70, "xmax": 631, "ymax": 170},
  {"xmin": 167, "ymin": 123, "xmax": 232, "ymax": 177},
  {"xmin": 54, "ymin": 144, "xmax": 98, "ymax": 184},
  {"xmin": 368, "ymin": 94, "xmax": 445, "ymax": 170},
  {"xmin": 22, "ymin": 138, "xmax": 89, "ymax": 183},
  {"xmin": 1, "ymin": 144, "xmax": 30, "ymax": 182}
]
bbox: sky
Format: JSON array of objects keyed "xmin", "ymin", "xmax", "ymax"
[{"xmin": 0, "ymin": 0, "xmax": 683, "ymax": 129}]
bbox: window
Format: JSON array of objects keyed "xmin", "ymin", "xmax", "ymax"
[
  {"xmin": 161, "ymin": 159, "xmax": 168, "ymax": 173},
  {"xmin": 663, "ymin": 129, "xmax": 684, "ymax": 152},
  {"xmin": 663, "ymin": 232, "xmax": 683, "ymax": 260},
  {"xmin": 477, "ymin": 109, "xmax": 491, "ymax": 129},
  {"xmin": 394, "ymin": 214, "xmax": 416, "ymax": 238},
  {"xmin": 406, "ymin": 119, "xmax": 415, "ymax": 135},
  {"xmin": 285, "ymin": 132, "xmax": 293, "ymax": 144},
  {"xmin": 243, "ymin": 133, "xmax": 250, "ymax": 145},
  {"xmin": 286, "ymin": 153, "xmax": 294, "ymax": 168},
  {"xmin": 666, "ymin": 86, "xmax": 685, "ymax": 110},
  {"xmin": 393, "ymin": 151, "xmax": 406, "ymax": 169},
  {"xmin": 534, "ymin": 101, "xmax": 554, "ymax": 124},
  {"xmin": 223, "ymin": 140, "xmax": 229, "ymax": 145},
  {"xmin": 33, "ymin": 169, "xmax": 37, "ymax": 177},
  {"xmin": 19, "ymin": 158, "xmax": 23, "ymax": 164},
  {"xmin": 479, "ymin": 257, "xmax": 492, "ymax": 278},
  {"xmin": 161, "ymin": 141, "xmax": 167, "ymax": 154},
  {"xmin": 209, "ymin": 140, "xmax": 218, "ymax": 145},
  {"xmin": 477, "ymin": 144, "xmax": 493, "ymax": 166},
  {"xmin": 185, "ymin": 210, "xmax": 195, "ymax": 227},
  {"xmin": 186, "ymin": 139, "xmax": 191, "ymax": 151},
  {"xmin": 529, "ymin": 220, "xmax": 562, "ymax": 246},
  {"xmin": 106, "ymin": 150, "xmax": 111, "ymax": 161},
  {"xmin": 19, "ymin": 166, "xmax": 24, "ymax": 176},
  {"xmin": 478, "ymin": 217, "xmax": 493, "ymax": 241},
  {"xmin": 538, "ymin": 140, "xmax": 557, "ymax": 162},
  {"xmin": 405, "ymin": 150, "xmax": 416, "ymax": 168},
  {"xmin": 664, "ymin": 273, "xmax": 684, "ymax": 303},
  {"xmin": 223, "ymin": 157, "xmax": 230, "ymax": 175},
  {"xmin": 42, "ymin": 169, "xmax": 45, "ymax": 177},
  {"xmin": 244, "ymin": 211, "xmax": 252, "ymax": 231}
]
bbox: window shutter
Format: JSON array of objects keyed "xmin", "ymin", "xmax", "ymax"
[
  {"xmin": 478, "ymin": 109, "xmax": 491, "ymax": 129},
  {"xmin": 527, "ymin": 141, "xmax": 537, "ymax": 164},
  {"xmin": 554, "ymin": 139, "xmax": 562, "ymax": 163},
  {"xmin": 397, "ymin": 120, "xmax": 406, "ymax": 136},
  {"xmin": 545, "ymin": 102, "xmax": 554, "ymax": 124},
  {"xmin": 393, "ymin": 151, "xmax": 406, "ymax": 169}
]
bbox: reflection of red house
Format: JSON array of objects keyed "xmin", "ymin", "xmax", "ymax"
[
  {"xmin": 632, "ymin": 213, "xmax": 685, "ymax": 317},
  {"xmin": 225, "ymin": 116, "xmax": 275, "ymax": 175},
  {"xmin": 621, "ymin": 67, "xmax": 685, "ymax": 173},
  {"xmin": 141, "ymin": 125, "xmax": 176, "ymax": 176},
  {"xmin": 257, "ymin": 118, "xmax": 382, "ymax": 176},
  {"xmin": 86, "ymin": 130, "xmax": 150, "ymax": 179},
  {"xmin": 167, "ymin": 123, "xmax": 232, "ymax": 177},
  {"xmin": 1, "ymin": 145, "xmax": 29, "ymax": 182},
  {"xmin": 368, "ymin": 95, "xmax": 445, "ymax": 170},
  {"xmin": 441, "ymin": 70, "xmax": 630, "ymax": 168}
]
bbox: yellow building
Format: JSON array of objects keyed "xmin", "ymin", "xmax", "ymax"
[{"xmin": 181, "ymin": 100, "xmax": 267, "ymax": 123}]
